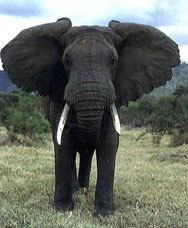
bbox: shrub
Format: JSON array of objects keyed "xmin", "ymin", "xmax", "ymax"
[
  {"xmin": 120, "ymin": 85, "xmax": 188, "ymax": 146},
  {"xmin": 120, "ymin": 95, "xmax": 155, "ymax": 127},
  {"xmin": 0, "ymin": 90, "xmax": 50, "ymax": 140},
  {"xmin": 120, "ymin": 102, "xmax": 140, "ymax": 125},
  {"xmin": 0, "ymin": 90, "xmax": 20, "ymax": 124},
  {"xmin": 150, "ymin": 95, "xmax": 176, "ymax": 134},
  {"xmin": 149, "ymin": 86, "xmax": 188, "ymax": 146}
]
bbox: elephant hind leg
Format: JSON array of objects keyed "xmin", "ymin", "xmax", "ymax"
[
  {"xmin": 71, "ymin": 159, "xmax": 78, "ymax": 193},
  {"xmin": 78, "ymin": 149, "xmax": 94, "ymax": 188}
]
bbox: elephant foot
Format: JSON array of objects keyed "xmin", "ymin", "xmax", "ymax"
[
  {"xmin": 54, "ymin": 197, "xmax": 74, "ymax": 212},
  {"xmin": 94, "ymin": 207, "xmax": 115, "ymax": 217},
  {"xmin": 94, "ymin": 203, "xmax": 115, "ymax": 217},
  {"xmin": 72, "ymin": 183, "xmax": 79, "ymax": 194}
]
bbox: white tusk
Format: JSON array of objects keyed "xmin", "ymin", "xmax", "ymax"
[
  {"xmin": 57, "ymin": 103, "xmax": 70, "ymax": 145},
  {"xmin": 110, "ymin": 103, "xmax": 121, "ymax": 135}
]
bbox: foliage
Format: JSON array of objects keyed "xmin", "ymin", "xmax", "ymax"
[
  {"xmin": 121, "ymin": 85, "xmax": 188, "ymax": 146},
  {"xmin": 0, "ymin": 90, "xmax": 50, "ymax": 141},
  {"xmin": 0, "ymin": 90, "xmax": 20, "ymax": 124},
  {"xmin": 150, "ymin": 86, "xmax": 188, "ymax": 130},
  {"xmin": 120, "ymin": 102, "xmax": 140, "ymax": 125},
  {"xmin": 150, "ymin": 95, "xmax": 176, "ymax": 133},
  {"xmin": 149, "ymin": 86, "xmax": 188, "ymax": 146},
  {"xmin": 120, "ymin": 95, "xmax": 155, "ymax": 127}
]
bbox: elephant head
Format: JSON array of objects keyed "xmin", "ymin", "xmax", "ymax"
[{"xmin": 1, "ymin": 18, "xmax": 180, "ymax": 145}]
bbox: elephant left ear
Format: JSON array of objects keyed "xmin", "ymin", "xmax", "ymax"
[
  {"xmin": 109, "ymin": 21, "xmax": 180, "ymax": 106},
  {"xmin": 1, "ymin": 18, "xmax": 71, "ymax": 97}
]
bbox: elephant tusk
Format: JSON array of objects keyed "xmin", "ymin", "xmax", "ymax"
[
  {"xmin": 57, "ymin": 103, "xmax": 70, "ymax": 145},
  {"xmin": 110, "ymin": 103, "xmax": 121, "ymax": 135}
]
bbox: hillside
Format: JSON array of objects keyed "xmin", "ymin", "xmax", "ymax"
[
  {"xmin": 150, "ymin": 62, "xmax": 188, "ymax": 96},
  {"xmin": 0, "ymin": 70, "xmax": 17, "ymax": 93}
]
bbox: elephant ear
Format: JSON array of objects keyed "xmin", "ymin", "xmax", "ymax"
[
  {"xmin": 1, "ymin": 18, "xmax": 71, "ymax": 97},
  {"xmin": 109, "ymin": 21, "xmax": 180, "ymax": 106}
]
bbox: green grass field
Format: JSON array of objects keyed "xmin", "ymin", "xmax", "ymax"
[{"xmin": 0, "ymin": 127, "xmax": 188, "ymax": 228}]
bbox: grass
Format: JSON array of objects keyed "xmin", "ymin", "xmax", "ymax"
[{"xmin": 0, "ymin": 127, "xmax": 188, "ymax": 228}]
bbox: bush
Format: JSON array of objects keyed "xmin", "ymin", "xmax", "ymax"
[
  {"xmin": 120, "ymin": 85, "xmax": 188, "ymax": 146},
  {"xmin": 150, "ymin": 95, "xmax": 176, "ymax": 134},
  {"xmin": 0, "ymin": 90, "xmax": 50, "ymax": 140},
  {"xmin": 149, "ymin": 86, "xmax": 188, "ymax": 146},
  {"xmin": 0, "ymin": 90, "xmax": 20, "ymax": 124},
  {"xmin": 120, "ymin": 95, "xmax": 155, "ymax": 127},
  {"xmin": 120, "ymin": 102, "xmax": 140, "ymax": 125}
]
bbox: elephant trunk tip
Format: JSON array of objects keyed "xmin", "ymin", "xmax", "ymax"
[{"xmin": 78, "ymin": 126, "xmax": 101, "ymax": 149}]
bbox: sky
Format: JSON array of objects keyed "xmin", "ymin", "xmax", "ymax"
[{"xmin": 0, "ymin": 0, "xmax": 188, "ymax": 70}]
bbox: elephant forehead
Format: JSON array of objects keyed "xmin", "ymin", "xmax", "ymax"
[
  {"xmin": 71, "ymin": 30, "xmax": 110, "ymax": 45},
  {"xmin": 67, "ymin": 39, "xmax": 116, "ymax": 61},
  {"xmin": 65, "ymin": 33, "xmax": 117, "ymax": 58},
  {"xmin": 61, "ymin": 26, "xmax": 116, "ymax": 46}
]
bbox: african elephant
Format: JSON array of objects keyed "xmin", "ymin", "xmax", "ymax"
[{"xmin": 1, "ymin": 18, "xmax": 180, "ymax": 216}]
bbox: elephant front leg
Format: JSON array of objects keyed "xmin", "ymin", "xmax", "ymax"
[
  {"xmin": 95, "ymin": 133, "xmax": 118, "ymax": 217},
  {"xmin": 95, "ymin": 150, "xmax": 116, "ymax": 216},
  {"xmin": 54, "ymin": 144, "xmax": 75, "ymax": 212},
  {"xmin": 71, "ymin": 160, "xmax": 78, "ymax": 193}
]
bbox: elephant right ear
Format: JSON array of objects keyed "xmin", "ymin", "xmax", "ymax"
[
  {"xmin": 109, "ymin": 21, "xmax": 180, "ymax": 106},
  {"xmin": 1, "ymin": 18, "xmax": 71, "ymax": 96}
]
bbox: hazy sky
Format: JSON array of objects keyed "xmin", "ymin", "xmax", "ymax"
[{"xmin": 0, "ymin": 0, "xmax": 188, "ymax": 69}]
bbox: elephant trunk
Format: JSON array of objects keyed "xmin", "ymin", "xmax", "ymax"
[
  {"xmin": 65, "ymin": 80, "xmax": 115, "ymax": 145},
  {"xmin": 72, "ymin": 87, "xmax": 108, "ymax": 146},
  {"xmin": 74, "ymin": 99, "xmax": 104, "ymax": 146},
  {"xmin": 56, "ymin": 74, "xmax": 120, "ymax": 146},
  {"xmin": 75, "ymin": 101, "xmax": 104, "ymax": 133}
]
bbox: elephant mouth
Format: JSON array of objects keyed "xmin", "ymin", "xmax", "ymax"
[{"xmin": 56, "ymin": 102, "xmax": 120, "ymax": 145}]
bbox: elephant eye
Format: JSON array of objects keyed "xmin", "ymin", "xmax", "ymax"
[
  {"xmin": 110, "ymin": 57, "xmax": 116, "ymax": 66},
  {"xmin": 65, "ymin": 58, "xmax": 70, "ymax": 66},
  {"xmin": 63, "ymin": 56, "xmax": 71, "ymax": 70}
]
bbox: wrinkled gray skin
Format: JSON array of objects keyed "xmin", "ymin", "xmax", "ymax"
[{"xmin": 1, "ymin": 18, "xmax": 180, "ymax": 217}]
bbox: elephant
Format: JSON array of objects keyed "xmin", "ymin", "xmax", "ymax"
[{"xmin": 1, "ymin": 17, "xmax": 180, "ymax": 216}]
